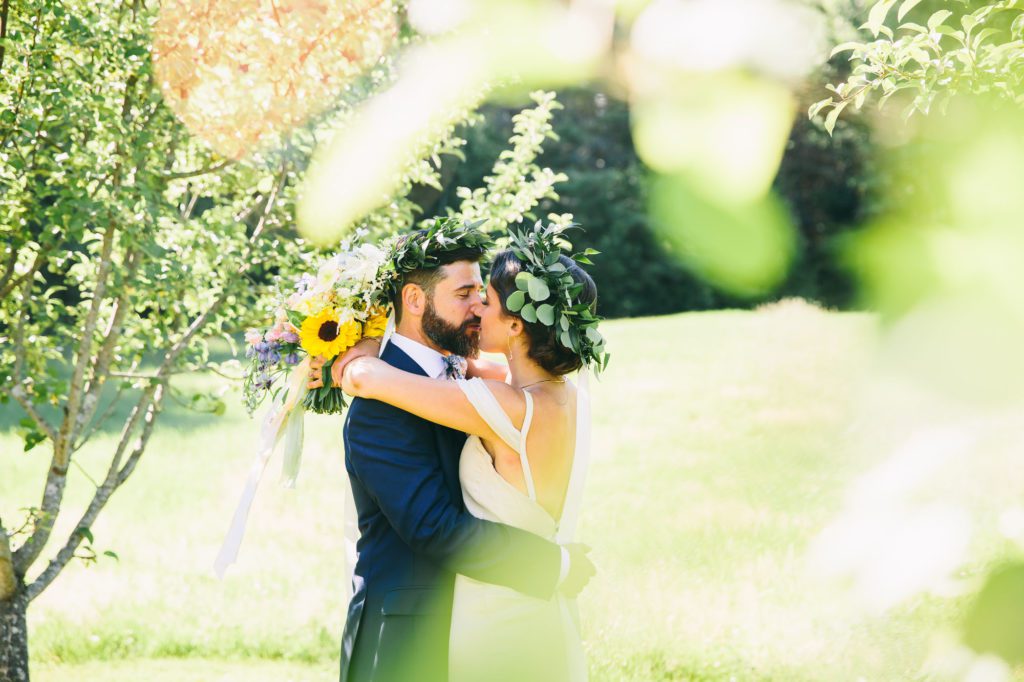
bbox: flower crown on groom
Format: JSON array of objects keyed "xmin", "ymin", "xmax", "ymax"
[{"xmin": 377, "ymin": 216, "xmax": 496, "ymax": 305}]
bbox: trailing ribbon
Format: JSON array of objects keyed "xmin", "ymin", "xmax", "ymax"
[{"xmin": 214, "ymin": 357, "xmax": 310, "ymax": 579}]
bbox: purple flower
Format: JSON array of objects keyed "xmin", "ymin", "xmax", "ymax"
[
  {"xmin": 281, "ymin": 331, "xmax": 300, "ymax": 344},
  {"xmin": 284, "ymin": 352, "xmax": 301, "ymax": 366}
]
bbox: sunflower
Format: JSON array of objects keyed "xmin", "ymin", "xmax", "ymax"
[
  {"xmin": 299, "ymin": 308, "xmax": 362, "ymax": 358},
  {"xmin": 363, "ymin": 307, "xmax": 390, "ymax": 338}
]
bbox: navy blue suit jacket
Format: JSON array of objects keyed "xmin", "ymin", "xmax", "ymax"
[{"xmin": 339, "ymin": 342, "xmax": 562, "ymax": 682}]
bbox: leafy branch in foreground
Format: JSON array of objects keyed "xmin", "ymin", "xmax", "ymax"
[{"xmin": 811, "ymin": 0, "xmax": 1024, "ymax": 132}]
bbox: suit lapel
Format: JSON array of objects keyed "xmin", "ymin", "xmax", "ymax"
[
  {"xmin": 380, "ymin": 342, "xmax": 430, "ymax": 377},
  {"xmin": 380, "ymin": 342, "xmax": 467, "ymax": 502}
]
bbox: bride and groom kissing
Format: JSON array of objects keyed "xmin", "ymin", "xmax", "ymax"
[{"xmin": 307, "ymin": 220, "xmax": 606, "ymax": 682}]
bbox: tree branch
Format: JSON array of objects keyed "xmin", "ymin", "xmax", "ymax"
[
  {"xmin": 5, "ymin": 386, "xmax": 57, "ymax": 443},
  {"xmin": 71, "ymin": 249, "xmax": 140, "ymax": 447},
  {"xmin": 13, "ymin": 222, "xmax": 117, "ymax": 576},
  {"xmin": 0, "ymin": 245, "xmax": 48, "ymax": 302},
  {"xmin": 0, "ymin": 245, "xmax": 18, "ymax": 296},
  {"xmin": 4, "ymin": 266, "xmax": 57, "ymax": 443},
  {"xmin": 0, "ymin": 522, "xmax": 16, "ymax": 601},
  {"xmin": 0, "ymin": 7, "xmax": 42, "ymax": 151},
  {"xmin": 55, "ymin": 220, "xmax": 117, "ymax": 466},
  {"xmin": 26, "ymin": 383, "xmax": 163, "ymax": 602},
  {"xmin": 0, "ymin": 0, "xmax": 10, "ymax": 75},
  {"xmin": 164, "ymin": 159, "xmax": 232, "ymax": 180}
]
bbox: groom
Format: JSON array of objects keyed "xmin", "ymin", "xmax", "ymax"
[{"xmin": 315, "ymin": 228, "xmax": 595, "ymax": 682}]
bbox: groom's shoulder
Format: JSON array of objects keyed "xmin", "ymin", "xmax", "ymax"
[{"xmin": 345, "ymin": 340, "xmax": 434, "ymax": 429}]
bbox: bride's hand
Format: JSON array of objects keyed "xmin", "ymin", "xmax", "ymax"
[
  {"xmin": 307, "ymin": 355, "xmax": 329, "ymax": 390},
  {"xmin": 305, "ymin": 337, "xmax": 383, "ymax": 391}
]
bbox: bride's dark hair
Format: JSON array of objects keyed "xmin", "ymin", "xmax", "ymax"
[{"xmin": 488, "ymin": 249, "xmax": 598, "ymax": 376}]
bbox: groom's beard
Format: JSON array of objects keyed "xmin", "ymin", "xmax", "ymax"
[{"xmin": 422, "ymin": 300, "xmax": 480, "ymax": 358}]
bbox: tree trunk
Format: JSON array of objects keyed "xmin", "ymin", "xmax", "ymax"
[{"xmin": 0, "ymin": 591, "xmax": 29, "ymax": 682}]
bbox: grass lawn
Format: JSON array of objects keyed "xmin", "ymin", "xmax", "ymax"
[{"xmin": 1, "ymin": 303, "xmax": 987, "ymax": 680}]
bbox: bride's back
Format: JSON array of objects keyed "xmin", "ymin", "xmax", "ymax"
[{"xmin": 483, "ymin": 382, "xmax": 578, "ymax": 522}]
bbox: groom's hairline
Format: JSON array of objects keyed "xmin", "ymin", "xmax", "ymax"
[{"xmin": 394, "ymin": 256, "xmax": 483, "ymax": 323}]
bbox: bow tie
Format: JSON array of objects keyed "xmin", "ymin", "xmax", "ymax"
[{"xmin": 443, "ymin": 354, "xmax": 467, "ymax": 380}]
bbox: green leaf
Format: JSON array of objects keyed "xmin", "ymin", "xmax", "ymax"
[
  {"xmin": 899, "ymin": 22, "xmax": 928, "ymax": 33},
  {"xmin": 963, "ymin": 562, "xmax": 1024, "ymax": 665},
  {"xmin": 1013, "ymin": 13, "xmax": 1024, "ymax": 39},
  {"xmin": 560, "ymin": 330, "xmax": 572, "ymax": 348},
  {"xmin": 23, "ymin": 431, "xmax": 45, "ymax": 452},
  {"xmin": 928, "ymin": 9, "xmax": 953, "ymax": 31},
  {"xmin": 506, "ymin": 290, "xmax": 526, "ymax": 312},
  {"xmin": 527, "ymin": 277, "xmax": 550, "ymax": 302},
  {"xmin": 897, "ymin": 0, "xmax": 923, "ymax": 21},
  {"xmin": 866, "ymin": 0, "xmax": 897, "ymax": 37},
  {"xmin": 808, "ymin": 98, "xmax": 833, "ymax": 119},
  {"xmin": 536, "ymin": 304, "xmax": 555, "ymax": 326},
  {"xmin": 520, "ymin": 303, "xmax": 538, "ymax": 323},
  {"xmin": 78, "ymin": 527, "xmax": 94, "ymax": 544},
  {"xmin": 829, "ymin": 42, "xmax": 862, "ymax": 59},
  {"xmin": 586, "ymin": 327, "xmax": 603, "ymax": 344},
  {"xmin": 559, "ymin": 314, "xmax": 570, "ymax": 331},
  {"xmin": 824, "ymin": 101, "xmax": 849, "ymax": 135},
  {"xmin": 103, "ymin": 550, "xmax": 120, "ymax": 562},
  {"xmin": 515, "ymin": 272, "xmax": 532, "ymax": 291}
]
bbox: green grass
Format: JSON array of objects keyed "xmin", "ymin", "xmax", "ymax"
[{"xmin": 0, "ymin": 303, "xmax": 979, "ymax": 680}]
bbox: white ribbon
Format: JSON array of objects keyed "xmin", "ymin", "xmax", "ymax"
[{"xmin": 214, "ymin": 358, "xmax": 310, "ymax": 579}]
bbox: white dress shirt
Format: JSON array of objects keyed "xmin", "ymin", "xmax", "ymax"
[
  {"xmin": 388, "ymin": 332, "xmax": 572, "ymax": 588},
  {"xmin": 388, "ymin": 332, "xmax": 448, "ymax": 379}
]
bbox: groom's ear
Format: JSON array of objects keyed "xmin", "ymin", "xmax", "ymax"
[{"xmin": 400, "ymin": 282, "xmax": 426, "ymax": 319}]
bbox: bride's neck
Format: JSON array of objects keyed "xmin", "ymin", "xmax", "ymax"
[{"xmin": 507, "ymin": 353, "xmax": 558, "ymax": 389}]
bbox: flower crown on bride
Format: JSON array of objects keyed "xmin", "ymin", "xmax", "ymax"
[{"xmin": 502, "ymin": 220, "xmax": 610, "ymax": 374}]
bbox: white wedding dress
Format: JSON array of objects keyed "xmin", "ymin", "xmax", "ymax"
[{"xmin": 448, "ymin": 378, "xmax": 588, "ymax": 682}]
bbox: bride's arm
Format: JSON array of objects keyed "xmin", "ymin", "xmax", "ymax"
[
  {"xmin": 466, "ymin": 356, "xmax": 509, "ymax": 381},
  {"xmin": 342, "ymin": 357, "xmax": 525, "ymax": 440}
]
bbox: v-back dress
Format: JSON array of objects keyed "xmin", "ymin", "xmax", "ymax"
[{"xmin": 448, "ymin": 378, "xmax": 587, "ymax": 682}]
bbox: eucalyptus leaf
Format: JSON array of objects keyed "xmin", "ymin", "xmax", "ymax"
[
  {"xmin": 536, "ymin": 304, "xmax": 555, "ymax": 326},
  {"xmin": 521, "ymin": 303, "xmax": 538, "ymax": 323},
  {"xmin": 506, "ymin": 290, "xmax": 526, "ymax": 312},
  {"xmin": 527, "ymin": 277, "xmax": 550, "ymax": 302}
]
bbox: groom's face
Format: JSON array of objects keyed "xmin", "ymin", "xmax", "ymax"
[{"xmin": 422, "ymin": 260, "xmax": 484, "ymax": 357}]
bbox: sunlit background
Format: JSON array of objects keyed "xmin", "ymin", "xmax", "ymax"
[{"xmin": 3, "ymin": 0, "xmax": 1024, "ymax": 679}]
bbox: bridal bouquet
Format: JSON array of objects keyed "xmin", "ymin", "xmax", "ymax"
[{"xmin": 242, "ymin": 234, "xmax": 391, "ymax": 416}]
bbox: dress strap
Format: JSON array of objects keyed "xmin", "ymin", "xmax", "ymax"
[
  {"xmin": 455, "ymin": 378, "xmax": 522, "ymax": 452},
  {"xmin": 519, "ymin": 391, "xmax": 537, "ymax": 501},
  {"xmin": 456, "ymin": 378, "xmax": 539, "ymax": 501}
]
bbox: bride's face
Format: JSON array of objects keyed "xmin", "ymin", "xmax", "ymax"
[{"xmin": 475, "ymin": 281, "xmax": 513, "ymax": 355}]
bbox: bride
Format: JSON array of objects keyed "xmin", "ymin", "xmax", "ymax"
[{"xmin": 330, "ymin": 243, "xmax": 602, "ymax": 682}]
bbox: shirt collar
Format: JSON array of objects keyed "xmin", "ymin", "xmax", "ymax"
[{"xmin": 389, "ymin": 333, "xmax": 448, "ymax": 379}]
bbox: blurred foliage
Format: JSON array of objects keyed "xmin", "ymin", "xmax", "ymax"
[
  {"xmin": 436, "ymin": 84, "xmax": 880, "ymax": 317},
  {"xmin": 812, "ymin": 0, "xmax": 1024, "ymax": 129},
  {"xmin": 963, "ymin": 562, "xmax": 1024, "ymax": 665}
]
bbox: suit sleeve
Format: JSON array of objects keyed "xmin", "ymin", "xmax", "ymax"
[{"xmin": 345, "ymin": 397, "xmax": 561, "ymax": 600}]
